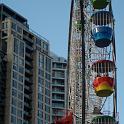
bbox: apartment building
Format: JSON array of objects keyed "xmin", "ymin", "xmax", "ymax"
[
  {"xmin": 51, "ymin": 53, "xmax": 67, "ymax": 123},
  {"xmin": 0, "ymin": 4, "xmax": 52, "ymax": 124}
]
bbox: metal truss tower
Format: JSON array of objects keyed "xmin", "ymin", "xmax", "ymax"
[{"xmin": 67, "ymin": 0, "xmax": 118, "ymax": 124}]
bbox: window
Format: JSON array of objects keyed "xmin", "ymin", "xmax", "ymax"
[
  {"xmin": 12, "ymin": 97, "xmax": 17, "ymax": 106},
  {"xmin": 36, "ymin": 38, "xmax": 41, "ymax": 46},
  {"xmin": 11, "ymin": 115, "xmax": 16, "ymax": 124},
  {"xmin": 45, "ymin": 114, "xmax": 50, "ymax": 121},
  {"xmin": 11, "ymin": 22, "xmax": 16, "ymax": 30},
  {"xmin": 18, "ymin": 92, "xmax": 23, "ymax": 100},
  {"xmin": 45, "ymin": 73, "xmax": 51, "ymax": 80},
  {"xmin": 45, "ymin": 89, "xmax": 50, "ymax": 97},
  {"xmin": 38, "ymin": 77, "xmax": 44, "ymax": 85},
  {"xmin": 12, "ymin": 89, "xmax": 17, "ymax": 97},
  {"xmin": 39, "ymin": 54, "xmax": 44, "ymax": 69},
  {"xmin": 38, "ymin": 118, "xmax": 43, "ymax": 124},
  {"xmin": 38, "ymin": 110, "xmax": 43, "ymax": 118},
  {"xmin": 45, "ymin": 97, "xmax": 50, "ymax": 104},
  {"xmin": 13, "ymin": 55, "xmax": 18, "ymax": 64},
  {"xmin": 17, "ymin": 26, "xmax": 22, "ymax": 34},
  {"xmin": 11, "ymin": 106, "xmax": 16, "ymax": 115},
  {"xmin": 45, "ymin": 105, "xmax": 50, "ymax": 113},
  {"xmin": 19, "ymin": 42, "xmax": 24, "ymax": 57},
  {"xmin": 19, "ymin": 66, "xmax": 24, "ymax": 74},
  {"xmin": 38, "ymin": 102, "xmax": 43, "ymax": 110},
  {"xmin": 18, "ymin": 83, "xmax": 23, "ymax": 91},
  {"xmin": 38, "ymin": 69, "xmax": 44, "ymax": 77},
  {"xmin": 45, "ymin": 81, "xmax": 50, "ymax": 89},
  {"xmin": 38, "ymin": 84, "xmax": 42, "ymax": 92},
  {"xmin": 14, "ymin": 38, "xmax": 18, "ymax": 54},
  {"xmin": 17, "ymin": 119, "xmax": 22, "ymax": 124},
  {"xmin": 19, "ymin": 75, "xmax": 23, "ymax": 82},
  {"xmin": 19, "ymin": 58, "xmax": 24, "ymax": 66},
  {"xmin": 13, "ymin": 64, "xmax": 18, "ymax": 71},
  {"xmin": 43, "ymin": 42, "xmax": 48, "ymax": 51},
  {"xmin": 17, "ymin": 109, "xmax": 22, "ymax": 118},
  {"xmin": 45, "ymin": 57, "xmax": 51, "ymax": 72},
  {"xmin": 2, "ymin": 22, "xmax": 8, "ymax": 29},
  {"xmin": 12, "ymin": 80, "xmax": 17, "ymax": 88},
  {"xmin": 38, "ymin": 93, "xmax": 43, "ymax": 101},
  {"xmin": 17, "ymin": 100, "xmax": 23, "ymax": 109}
]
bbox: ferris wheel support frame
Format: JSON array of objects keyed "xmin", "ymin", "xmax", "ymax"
[{"xmin": 79, "ymin": 0, "xmax": 86, "ymax": 124}]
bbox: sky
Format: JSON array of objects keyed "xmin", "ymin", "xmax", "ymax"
[{"xmin": 1, "ymin": 0, "xmax": 124, "ymax": 123}]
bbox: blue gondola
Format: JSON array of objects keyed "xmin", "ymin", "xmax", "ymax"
[{"xmin": 92, "ymin": 26, "xmax": 113, "ymax": 47}]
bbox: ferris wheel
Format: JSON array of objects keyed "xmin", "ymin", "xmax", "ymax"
[{"xmin": 67, "ymin": 0, "xmax": 119, "ymax": 124}]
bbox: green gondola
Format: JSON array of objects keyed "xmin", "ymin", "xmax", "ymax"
[
  {"xmin": 92, "ymin": 0, "xmax": 109, "ymax": 9},
  {"xmin": 91, "ymin": 115, "xmax": 116, "ymax": 124}
]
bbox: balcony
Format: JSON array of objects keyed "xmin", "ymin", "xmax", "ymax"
[
  {"xmin": 25, "ymin": 60, "xmax": 32, "ymax": 68},
  {"xmin": 26, "ymin": 44, "xmax": 33, "ymax": 51},
  {"xmin": 25, "ymin": 52, "xmax": 33, "ymax": 60},
  {"xmin": 25, "ymin": 68, "xmax": 33, "ymax": 77},
  {"xmin": 52, "ymin": 103, "xmax": 65, "ymax": 108}
]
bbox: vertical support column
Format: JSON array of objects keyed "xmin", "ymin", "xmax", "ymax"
[{"xmin": 80, "ymin": 0, "xmax": 86, "ymax": 124}]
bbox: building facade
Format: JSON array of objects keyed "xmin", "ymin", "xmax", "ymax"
[
  {"xmin": 0, "ymin": 4, "xmax": 52, "ymax": 124},
  {"xmin": 51, "ymin": 53, "xmax": 67, "ymax": 123}
]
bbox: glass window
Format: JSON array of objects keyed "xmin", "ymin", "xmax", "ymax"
[
  {"xmin": 19, "ymin": 58, "xmax": 24, "ymax": 66},
  {"xmin": 45, "ymin": 97, "xmax": 50, "ymax": 105},
  {"xmin": 39, "ymin": 54, "xmax": 44, "ymax": 68},
  {"xmin": 38, "ymin": 69, "xmax": 44, "ymax": 77},
  {"xmin": 45, "ymin": 73, "xmax": 51, "ymax": 80},
  {"xmin": 45, "ymin": 57, "xmax": 51, "ymax": 72},
  {"xmin": 38, "ymin": 102, "xmax": 43, "ymax": 110},
  {"xmin": 45, "ymin": 105, "xmax": 50, "ymax": 113},
  {"xmin": 14, "ymin": 38, "xmax": 18, "ymax": 54},
  {"xmin": 19, "ymin": 75, "xmax": 23, "ymax": 82},
  {"xmin": 17, "ymin": 100, "xmax": 23, "ymax": 109},
  {"xmin": 38, "ymin": 118, "xmax": 43, "ymax": 124},
  {"xmin": 12, "ymin": 80, "xmax": 17, "ymax": 88},
  {"xmin": 45, "ymin": 81, "xmax": 50, "ymax": 89},
  {"xmin": 17, "ymin": 26, "xmax": 22, "ymax": 34},
  {"xmin": 43, "ymin": 42, "xmax": 48, "ymax": 51},
  {"xmin": 13, "ymin": 64, "xmax": 18, "ymax": 71},
  {"xmin": 38, "ymin": 93, "xmax": 43, "ymax": 101},
  {"xmin": 45, "ymin": 114, "xmax": 50, "ymax": 121},
  {"xmin": 12, "ymin": 89, "xmax": 17, "ymax": 97},
  {"xmin": 19, "ymin": 42, "xmax": 24, "ymax": 57},
  {"xmin": 13, "ymin": 71, "xmax": 18, "ymax": 80},
  {"xmin": 17, "ymin": 109, "xmax": 22, "ymax": 118},
  {"xmin": 17, "ymin": 34, "xmax": 22, "ymax": 39},
  {"xmin": 11, "ymin": 106, "xmax": 16, "ymax": 115},
  {"xmin": 13, "ymin": 55, "xmax": 18, "ymax": 64},
  {"xmin": 17, "ymin": 119, "xmax": 22, "ymax": 124},
  {"xmin": 11, "ymin": 115, "xmax": 16, "ymax": 124},
  {"xmin": 18, "ymin": 92, "xmax": 23, "ymax": 100},
  {"xmin": 38, "ymin": 84, "xmax": 42, "ymax": 92},
  {"xmin": 19, "ymin": 66, "xmax": 24, "ymax": 74},
  {"xmin": 2, "ymin": 22, "xmax": 8, "ymax": 29},
  {"xmin": 12, "ymin": 97, "xmax": 17, "ymax": 106},
  {"xmin": 38, "ymin": 110, "xmax": 43, "ymax": 118},
  {"xmin": 36, "ymin": 38, "xmax": 41, "ymax": 46},
  {"xmin": 45, "ymin": 89, "xmax": 50, "ymax": 97},
  {"xmin": 38, "ymin": 77, "xmax": 44, "ymax": 85},
  {"xmin": 18, "ymin": 83, "xmax": 23, "ymax": 91},
  {"xmin": 12, "ymin": 22, "xmax": 16, "ymax": 30}
]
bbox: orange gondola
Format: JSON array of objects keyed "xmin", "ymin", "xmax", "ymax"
[{"xmin": 93, "ymin": 76, "xmax": 114, "ymax": 97}]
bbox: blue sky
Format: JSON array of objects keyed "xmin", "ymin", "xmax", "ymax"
[{"xmin": 1, "ymin": 0, "xmax": 123, "ymax": 123}]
